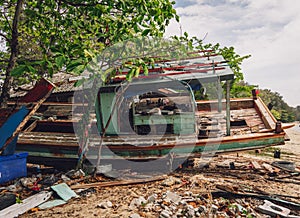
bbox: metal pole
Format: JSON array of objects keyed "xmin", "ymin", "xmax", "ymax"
[{"xmin": 226, "ymin": 80, "xmax": 231, "ymax": 136}]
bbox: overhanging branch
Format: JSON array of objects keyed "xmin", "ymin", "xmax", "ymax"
[
  {"xmin": 0, "ymin": 32, "xmax": 11, "ymax": 44},
  {"xmin": 62, "ymin": 0, "xmax": 103, "ymax": 7}
]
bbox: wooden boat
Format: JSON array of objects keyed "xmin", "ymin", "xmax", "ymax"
[
  {"xmin": 0, "ymin": 78, "xmax": 54, "ymax": 156},
  {"xmin": 14, "ymin": 54, "xmax": 291, "ymax": 170}
]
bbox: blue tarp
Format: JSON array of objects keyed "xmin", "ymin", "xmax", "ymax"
[{"xmin": 0, "ymin": 106, "xmax": 29, "ymax": 154}]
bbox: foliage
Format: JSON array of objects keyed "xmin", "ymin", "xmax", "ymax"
[
  {"xmin": 259, "ymin": 89, "xmax": 295, "ymax": 122},
  {"xmin": 0, "ymin": 0, "xmax": 178, "ymax": 102},
  {"xmin": 230, "ymin": 81, "xmax": 257, "ymax": 98},
  {"xmin": 295, "ymin": 106, "xmax": 300, "ymax": 121},
  {"xmin": 172, "ymin": 35, "xmax": 251, "ymax": 83},
  {"xmin": 171, "ymin": 34, "xmax": 251, "ymax": 99}
]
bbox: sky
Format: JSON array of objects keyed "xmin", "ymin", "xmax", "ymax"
[{"xmin": 165, "ymin": 0, "xmax": 300, "ymax": 107}]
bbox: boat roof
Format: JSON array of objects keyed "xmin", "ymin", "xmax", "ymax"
[{"xmin": 102, "ymin": 53, "xmax": 234, "ymax": 92}]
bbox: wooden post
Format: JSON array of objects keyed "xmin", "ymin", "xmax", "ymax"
[
  {"xmin": 275, "ymin": 121, "xmax": 282, "ymax": 133},
  {"xmin": 226, "ymin": 80, "xmax": 231, "ymax": 136},
  {"xmin": 212, "ymin": 60, "xmax": 222, "ymax": 113},
  {"xmin": 252, "ymin": 89, "xmax": 258, "ymax": 100},
  {"xmin": 217, "ymin": 78, "xmax": 222, "ymax": 113}
]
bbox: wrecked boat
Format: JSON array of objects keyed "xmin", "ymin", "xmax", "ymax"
[
  {"xmin": 0, "ymin": 78, "xmax": 54, "ymax": 156},
  {"xmin": 14, "ymin": 53, "xmax": 291, "ymax": 169}
]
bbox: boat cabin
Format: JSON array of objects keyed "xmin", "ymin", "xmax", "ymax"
[{"xmin": 96, "ymin": 54, "xmax": 234, "ymax": 137}]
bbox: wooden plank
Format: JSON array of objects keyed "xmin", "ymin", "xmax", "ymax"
[
  {"xmin": 0, "ymin": 191, "xmax": 52, "ymax": 218},
  {"xmin": 254, "ymin": 97, "xmax": 276, "ymax": 129},
  {"xmin": 8, "ymin": 101, "xmax": 89, "ymax": 106},
  {"xmin": 262, "ymin": 163, "xmax": 274, "ymax": 173},
  {"xmin": 71, "ymin": 175, "xmax": 167, "ymax": 189},
  {"xmin": 24, "ymin": 120, "xmax": 38, "ymax": 132},
  {"xmin": 251, "ymin": 161, "xmax": 262, "ymax": 170}
]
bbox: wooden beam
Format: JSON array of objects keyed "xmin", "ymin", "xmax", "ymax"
[
  {"xmin": 254, "ymin": 97, "xmax": 276, "ymax": 130},
  {"xmin": 0, "ymin": 191, "xmax": 52, "ymax": 218},
  {"xmin": 23, "ymin": 120, "xmax": 37, "ymax": 132},
  {"xmin": 226, "ymin": 80, "xmax": 231, "ymax": 136},
  {"xmin": 71, "ymin": 175, "xmax": 167, "ymax": 189}
]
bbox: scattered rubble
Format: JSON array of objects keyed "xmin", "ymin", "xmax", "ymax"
[{"xmin": 0, "ymin": 153, "xmax": 299, "ymax": 217}]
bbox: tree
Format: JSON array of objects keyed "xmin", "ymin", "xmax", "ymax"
[
  {"xmin": 0, "ymin": 0, "xmax": 24, "ymax": 106},
  {"xmin": 259, "ymin": 89, "xmax": 296, "ymax": 122},
  {"xmin": 170, "ymin": 35, "xmax": 251, "ymax": 100},
  {"xmin": 0, "ymin": 0, "xmax": 178, "ymax": 106}
]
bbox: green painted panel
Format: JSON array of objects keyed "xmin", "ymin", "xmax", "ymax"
[
  {"xmin": 99, "ymin": 92, "xmax": 119, "ymax": 135},
  {"xmin": 134, "ymin": 113, "xmax": 195, "ymax": 134}
]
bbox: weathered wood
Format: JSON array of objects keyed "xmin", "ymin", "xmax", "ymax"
[
  {"xmin": 0, "ymin": 191, "xmax": 52, "ymax": 218},
  {"xmin": 71, "ymin": 175, "xmax": 167, "ymax": 189},
  {"xmin": 226, "ymin": 80, "xmax": 231, "ymax": 136},
  {"xmin": 254, "ymin": 97, "xmax": 276, "ymax": 130},
  {"xmin": 24, "ymin": 120, "xmax": 38, "ymax": 132},
  {"xmin": 251, "ymin": 161, "xmax": 262, "ymax": 170},
  {"xmin": 0, "ymin": 80, "xmax": 54, "ymax": 154},
  {"xmin": 262, "ymin": 163, "xmax": 274, "ymax": 173}
]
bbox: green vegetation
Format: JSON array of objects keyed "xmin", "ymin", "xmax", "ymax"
[
  {"xmin": 0, "ymin": 1, "xmax": 298, "ymax": 119},
  {"xmin": 295, "ymin": 106, "xmax": 300, "ymax": 121},
  {"xmin": 0, "ymin": 0, "xmax": 178, "ymax": 105},
  {"xmin": 259, "ymin": 89, "xmax": 296, "ymax": 122}
]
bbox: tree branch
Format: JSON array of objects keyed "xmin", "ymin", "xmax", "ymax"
[
  {"xmin": 3, "ymin": 12, "xmax": 13, "ymax": 31},
  {"xmin": 62, "ymin": 0, "xmax": 101, "ymax": 7},
  {"xmin": 0, "ymin": 32, "xmax": 11, "ymax": 44}
]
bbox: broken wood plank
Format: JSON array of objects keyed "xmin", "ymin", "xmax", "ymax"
[
  {"xmin": 70, "ymin": 175, "xmax": 167, "ymax": 189},
  {"xmin": 0, "ymin": 191, "xmax": 52, "ymax": 218},
  {"xmin": 212, "ymin": 190, "xmax": 300, "ymax": 210},
  {"xmin": 262, "ymin": 163, "xmax": 274, "ymax": 173},
  {"xmin": 257, "ymin": 200, "xmax": 291, "ymax": 217},
  {"xmin": 0, "ymin": 79, "xmax": 55, "ymax": 154},
  {"xmin": 251, "ymin": 161, "xmax": 262, "ymax": 170},
  {"xmin": 66, "ymin": 176, "xmax": 92, "ymax": 186},
  {"xmin": 23, "ymin": 120, "xmax": 38, "ymax": 132}
]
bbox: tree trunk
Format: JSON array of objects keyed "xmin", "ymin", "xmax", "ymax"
[{"xmin": 0, "ymin": 0, "xmax": 24, "ymax": 107}]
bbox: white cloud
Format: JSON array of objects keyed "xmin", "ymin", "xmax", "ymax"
[{"xmin": 165, "ymin": 0, "xmax": 300, "ymax": 106}]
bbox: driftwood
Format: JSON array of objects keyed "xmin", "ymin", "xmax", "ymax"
[{"xmin": 71, "ymin": 175, "xmax": 167, "ymax": 189}]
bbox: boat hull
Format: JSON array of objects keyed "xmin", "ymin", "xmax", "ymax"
[{"xmin": 16, "ymin": 132, "xmax": 285, "ymax": 170}]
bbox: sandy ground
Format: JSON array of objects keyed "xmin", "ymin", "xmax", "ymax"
[
  {"xmin": 18, "ymin": 125, "xmax": 300, "ymax": 218},
  {"xmin": 280, "ymin": 125, "xmax": 300, "ymax": 157}
]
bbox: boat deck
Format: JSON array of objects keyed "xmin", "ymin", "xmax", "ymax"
[{"xmin": 15, "ymin": 97, "xmax": 287, "ymax": 167}]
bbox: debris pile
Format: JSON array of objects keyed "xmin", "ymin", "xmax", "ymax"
[{"xmin": 0, "ymin": 154, "xmax": 299, "ymax": 217}]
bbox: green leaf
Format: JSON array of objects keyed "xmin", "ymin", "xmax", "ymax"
[
  {"xmin": 143, "ymin": 65, "xmax": 149, "ymax": 76},
  {"xmin": 134, "ymin": 67, "xmax": 140, "ymax": 77},
  {"xmin": 66, "ymin": 59, "xmax": 84, "ymax": 72},
  {"xmin": 55, "ymin": 56, "xmax": 66, "ymax": 68},
  {"xmin": 72, "ymin": 64, "xmax": 85, "ymax": 75},
  {"xmin": 142, "ymin": 29, "xmax": 151, "ymax": 36},
  {"xmin": 10, "ymin": 65, "xmax": 27, "ymax": 76},
  {"xmin": 26, "ymin": 65, "xmax": 36, "ymax": 73},
  {"xmin": 126, "ymin": 68, "xmax": 135, "ymax": 81},
  {"xmin": 75, "ymin": 78, "xmax": 85, "ymax": 87}
]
